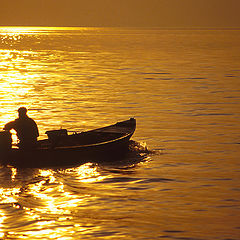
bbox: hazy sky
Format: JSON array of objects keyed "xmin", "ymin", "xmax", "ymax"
[{"xmin": 1, "ymin": 0, "xmax": 240, "ymax": 28}]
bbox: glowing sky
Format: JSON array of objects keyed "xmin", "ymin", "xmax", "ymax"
[{"xmin": 1, "ymin": 0, "xmax": 240, "ymax": 28}]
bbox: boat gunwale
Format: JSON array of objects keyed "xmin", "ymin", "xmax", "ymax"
[
  {"xmin": 36, "ymin": 118, "xmax": 136, "ymax": 151},
  {"xmin": 51, "ymin": 130, "xmax": 134, "ymax": 150}
]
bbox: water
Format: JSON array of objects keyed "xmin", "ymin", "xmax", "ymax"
[{"xmin": 0, "ymin": 27, "xmax": 240, "ymax": 239}]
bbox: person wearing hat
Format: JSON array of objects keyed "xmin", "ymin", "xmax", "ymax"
[{"xmin": 4, "ymin": 107, "xmax": 39, "ymax": 149}]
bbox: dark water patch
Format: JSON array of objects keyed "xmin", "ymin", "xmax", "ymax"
[
  {"xmin": 144, "ymin": 77, "xmax": 155, "ymax": 80},
  {"xmin": 140, "ymin": 177, "xmax": 175, "ymax": 183},
  {"xmin": 159, "ymin": 235, "xmax": 204, "ymax": 240},
  {"xmin": 98, "ymin": 154, "xmax": 151, "ymax": 170},
  {"xmin": 224, "ymin": 96, "xmax": 240, "ymax": 99},
  {"xmin": 118, "ymin": 67, "xmax": 134, "ymax": 71},
  {"xmin": 160, "ymin": 188, "xmax": 172, "ymax": 191},
  {"xmin": 117, "ymin": 106, "xmax": 136, "ymax": 109},
  {"xmin": 160, "ymin": 77, "xmax": 174, "ymax": 80},
  {"xmin": 202, "ymin": 150, "xmax": 226, "ymax": 154},
  {"xmin": 212, "ymin": 178, "xmax": 233, "ymax": 181},
  {"xmin": 101, "ymin": 169, "xmax": 136, "ymax": 175},
  {"xmin": 89, "ymin": 230, "xmax": 119, "ymax": 237},
  {"xmin": 159, "ymin": 235, "xmax": 172, "ymax": 239},
  {"xmin": 223, "ymin": 199, "xmax": 240, "ymax": 202},
  {"xmin": 140, "ymin": 72, "xmax": 171, "ymax": 75},
  {"xmin": 161, "ymin": 163, "xmax": 191, "ymax": 167},
  {"xmin": 99, "ymin": 176, "xmax": 141, "ymax": 184},
  {"xmin": 176, "ymin": 237, "xmax": 203, "ymax": 240},
  {"xmin": 104, "ymin": 164, "xmax": 140, "ymax": 172},
  {"xmin": 200, "ymin": 184, "xmax": 215, "ymax": 187},
  {"xmin": 210, "ymin": 90, "xmax": 225, "ymax": 93},
  {"xmin": 225, "ymin": 74, "xmax": 236, "ymax": 78},
  {"xmin": 162, "ymin": 139, "xmax": 197, "ymax": 142},
  {"xmin": 28, "ymin": 108, "xmax": 50, "ymax": 111},
  {"xmin": 164, "ymin": 230, "xmax": 185, "ymax": 233},
  {"xmin": 144, "ymin": 77, "xmax": 174, "ymax": 81},
  {"xmin": 126, "ymin": 187, "xmax": 149, "ymax": 190},
  {"xmin": 188, "ymin": 77, "xmax": 207, "ymax": 80},
  {"xmin": 182, "ymin": 102, "xmax": 229, "ymax": 105},
  {"xmin": 216, "ymin": 204, "xmax": 239, "ymax": 208},
  {"xmin": 191, "ymin": 113, "xmax": 234, "ymax": 116}
]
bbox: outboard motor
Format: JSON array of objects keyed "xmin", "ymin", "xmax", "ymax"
[
  {"xmin": 45, "ymin": 129, "xmax": 68, "ymax": 147},
  {"xmin": 0, "ymin": 131, "xmax": 12, "ymax": 152}
]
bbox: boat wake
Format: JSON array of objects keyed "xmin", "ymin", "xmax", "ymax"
[
  {"xmin": 129, "ymin": 140, "xmax": 151, "ymax": 154},
  {"xmin": 95, "ymin": 140, "xmax": 153, "ymax": 169}
]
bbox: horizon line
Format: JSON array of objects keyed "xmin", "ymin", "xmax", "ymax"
[{"xmin": 0, "ymin": 25, "xmax": 240, "ymax": 30}]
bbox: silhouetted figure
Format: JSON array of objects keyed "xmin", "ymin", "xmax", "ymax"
[{"xmin": 4, "ymin": 107, "xmax": 39, "ymax": 149}]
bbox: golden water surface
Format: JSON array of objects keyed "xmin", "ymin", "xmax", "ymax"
[{"xmin": 0, "ymin": 27, "xmax": 240, "ymax": 239}]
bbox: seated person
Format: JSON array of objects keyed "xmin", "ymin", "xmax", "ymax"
[{"xmin": 4, "ymin": 107, "xmax": 39, "ymax": 149}]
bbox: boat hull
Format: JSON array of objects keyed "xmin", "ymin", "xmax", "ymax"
[{"xmin": 0, "ymin": 118, "xmax": 136, "ymax": 168}]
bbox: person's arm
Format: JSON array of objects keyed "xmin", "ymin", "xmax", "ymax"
[{"xmin": 3, "ymin": 121, "xmax": 15, "ymax": 131}]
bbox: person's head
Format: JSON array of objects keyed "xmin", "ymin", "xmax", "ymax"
[{"xmin": 18, "ymin": 107, "xmax": 28, "ymax": 118}]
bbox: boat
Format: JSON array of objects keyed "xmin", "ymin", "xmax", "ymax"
[{"xmin": 0, "ymin": 118, "xmax": 136, "ymax": 168}]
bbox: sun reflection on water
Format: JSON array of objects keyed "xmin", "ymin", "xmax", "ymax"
[
  {"xmin": 0, "ymin": 209, "xmax": 7, "ymax": 239},
  {"xmin": 24, "ymin": 164, "xmax": 106, "ymax": 216},
  {"xmin": 9, "ymin": 163, "xmax": 107, "ymax": 239},
  {"xmin": 11, "ymin": 168, "xmax": 17, "ymax": 181},
  {"xmin": 0, "ymin": 26, "xmax": 79, "ymax": 34},
  {"xmin": 0, "ymin": 187, "xmax": 20, "ymax": 204},
  {"xmin": 66, "ymin": 163, "xmax": 108, "ymax": 183},
  {"xmin": 0, "ymin": 28, "xmax": 43, "ymax": 115},
  {"xmin": 0, "ymin": 48, "xmax": 38, "ymax": 134}
]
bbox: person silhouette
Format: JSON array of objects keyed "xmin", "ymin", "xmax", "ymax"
[{"xmin": 4, "ymin": 107, "xmax": 39, "ymax": 149}]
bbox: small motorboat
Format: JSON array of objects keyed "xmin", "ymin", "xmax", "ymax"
[{"xmin": 0, "ymin": 118, "xmax": 136, "ymax": 168}]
